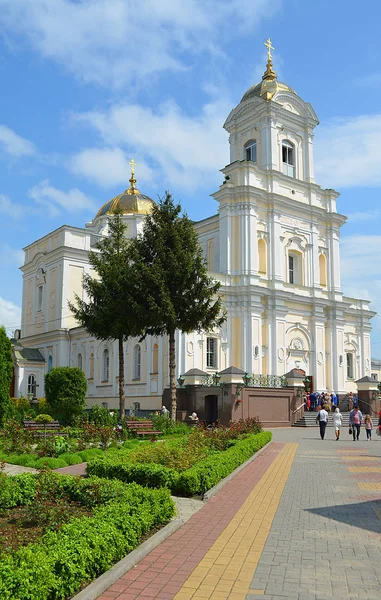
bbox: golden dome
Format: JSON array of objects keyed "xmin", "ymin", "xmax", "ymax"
[
  {"xmin": 241, "ymin": 37, "xmax": 297, "ymax": 103},
  {"xmin": 95, "ymin": 160, "xmax": 156, "ymax": 218}
]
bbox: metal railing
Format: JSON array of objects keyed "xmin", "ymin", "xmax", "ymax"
[{"xmin": 200, "ymin": 373, "xmax": 288, "ymax": 388}]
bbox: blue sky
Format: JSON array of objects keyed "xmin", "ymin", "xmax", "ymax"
[{"xmin": 1, "ymin": 0, "xmax": 381, "ymax": 352}]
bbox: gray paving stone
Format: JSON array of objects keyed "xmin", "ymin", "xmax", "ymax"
[{"xmin": 246, "ymin": 427, "xmax": 381, "ymax": 600}]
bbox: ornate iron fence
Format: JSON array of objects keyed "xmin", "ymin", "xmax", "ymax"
[{"xmin": 200, "ymin": 373, "xmax": 288, "ymax": 388}]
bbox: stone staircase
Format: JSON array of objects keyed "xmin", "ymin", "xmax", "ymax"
[{"xmin": 292, "ymin": 411, "xmax": 378, "ymax": 428}]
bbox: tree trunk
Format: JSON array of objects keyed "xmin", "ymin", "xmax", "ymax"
[
  {"xmin": 118, "ymin": 337, "xmax": 125, "ymax": 420},
  {"xmin": 169, "ymin": 330, "xmax": 176, "ymax": 421}
]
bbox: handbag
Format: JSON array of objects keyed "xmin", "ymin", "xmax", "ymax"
[{"xmin": 349, "ymin": 427, "xmax": 352, "ymax": 435}]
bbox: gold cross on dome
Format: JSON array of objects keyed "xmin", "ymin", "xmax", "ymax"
[
  {"xmin": 129, "ymin": 158, "xmax": 137, "ymax": 175},
  {"xmin": 264, "ymin": 37, "xmax": 274, "ymax": 61}
]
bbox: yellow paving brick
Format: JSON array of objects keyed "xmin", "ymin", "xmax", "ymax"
[
  {"xmin": 341, "ymin": 456, "xmax": 379, "ymax": 461},
  {"xmin": 348, "ymin": 466, "xmax": 381, "ymax": 472},
  {"xmin": 358, "ymin": 482, "xmax": 381, "ymax": 490},
  {"xmin": 174, "ymin": 443, "xmax": 297, "ymax": 600}
]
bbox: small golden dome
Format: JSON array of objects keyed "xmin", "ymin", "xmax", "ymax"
[
  {"xmin": 95, "ymin": 159, "xmax": 156, "ymax": 218},
  {"xmin": 241, "ymin": 37, "xmax": 297, "ymax": 102}
]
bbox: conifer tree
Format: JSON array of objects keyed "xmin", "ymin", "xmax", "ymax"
[
  {"xmin": 0, "ymin": 325, "xmax": 12, "ymax": 425},
  {"xmin": 69, "ymin": 213, "xmax": 142, "ymax": 419},
  {"xmin": 131, "ymin": 192, "xmax": 225, "ymax": 420}
]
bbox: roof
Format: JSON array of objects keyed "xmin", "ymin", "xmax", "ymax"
[
  {"xmin": 219, "ymin": 366, "xmax": 246, "ymax": 375},
  {"xmin": 95, "ymin": 170, "xmax": 156, "ymax": 219},
  {"xmin": 13, "ymin": 345, "xmax": 45, "ymax": 363},
  {"xmin": 183, "ymin": 368, "xmax": 208, "ymax": 376}
]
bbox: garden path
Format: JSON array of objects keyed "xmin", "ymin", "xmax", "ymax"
[{"xmin": 93, "ymin": 427, "xmax": 381, "ymax": 600}]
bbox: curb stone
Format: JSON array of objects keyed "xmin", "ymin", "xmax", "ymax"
[{"xmin": 71, "ymin": 438, "xmax": 273, "ymax": 600}]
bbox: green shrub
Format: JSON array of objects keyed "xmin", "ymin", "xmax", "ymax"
[
  {"xmin": 150, "ymin": 414, "xmax": 190, "ymax": 435},
  {"xmin": 0, "ymin": 326, "xmax": 12, "ymax": 426},
  {"xmin": 87, "ymin": 460, "xmax": 178, "ymax": 489},
  {"xmin": 176, "ymin": 431, "xmax": 272, "ymax": 495},
  {"xmin": 34, "ymin": 414, "xmax": 54, "ymax": 424},
  {"xmin": 0, "ymin": 476, "xmax": 175, "ymax": 599},
  {"xmin": 88, "ymin": 405, "xmax": 119, "ymax": 427},
  {"xmin": 58, "ymin": 452, "xmax": 83, "ymax": 466},
  {"xmin": 78, "ymin": 448, "xmax": 104, "ymax": 462},
  {"xmin": 45, "ymin": 367, "xmax": 87, "ymax": 425},
  {"xmin": 87, "ymin": 431, "xmax": 272, "ymax": 496},
  {"xmin": 34, "ymin": 457, "xmax": 67, "ymax": 470}
]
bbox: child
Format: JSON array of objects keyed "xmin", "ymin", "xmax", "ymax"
[{"xmin": 364, "ymin": 414, "xmax": 373, "ymax": 440}]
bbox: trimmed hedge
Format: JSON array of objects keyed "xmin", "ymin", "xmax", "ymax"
[
  {"xmin": 87, "ymin": 431, "xmax": 272, "ymax": 496},
  {"xmin": 0, "ymin": 447, "xmax": 105, "ymax": 469},
  {"xmin": 0, "ymin": 476, "xmax": 175, "ymax": 599}
]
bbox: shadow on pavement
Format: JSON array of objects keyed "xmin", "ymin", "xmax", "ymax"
[{"xmin": 306, "ymin": 499, "xmax": 381, "ymax": 535}]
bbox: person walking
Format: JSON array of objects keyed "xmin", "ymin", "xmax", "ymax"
[
  {"xmin": 316, "ymin": 404, "xmax": 329, "ymax": 440},
  {"xmin": 333, "ymin": 407, "xmax": 343, "ymax": 441},
  {"xmin": 349, "ymin": 405, "xmax": 363, "ymax": 441},
  {"xmin": 364, "ymin": 414, "xmax": 373, "ymax": 441}
]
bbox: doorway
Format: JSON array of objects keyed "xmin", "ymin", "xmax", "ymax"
[{"xmin": 205, "ymin": 394, "xmax": 218, "ymax": 425}]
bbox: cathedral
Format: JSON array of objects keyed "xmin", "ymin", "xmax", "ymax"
[{"xmin": 13, "ymin": 41, "xmax": 374, "ymax": 411}]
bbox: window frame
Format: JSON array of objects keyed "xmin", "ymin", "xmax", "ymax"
[
  {"xmin": 206, "ymin": 337, "xmax": 217, "ymax": 369},
  {"xmin": 77, "ymin": 353, "xmax": 83, "ymax": 370},
  {"xmin": 27, "ymin": 373, "xmax": 36, "ymax": 395},
  {"xmin": 244, "ymin": 140, "xmax": 257, "ymax": 163},
  {"xmin": 346, "ymin": 352, "xmax": 354, "ymax": 379},
  {"xmin": 282, "ymin": 140, "xmax": 295, "ymax": 177},
  {"xmin": 133, "ymin": 344, "xmax": 141, "ymax": 380},
  {"xmin": 102, "ymin": 349, "xmax": 110, "ymax": 382},
  {"xmin": 37, "ymin": 285, "xmax": 43, "ymax": 312}
]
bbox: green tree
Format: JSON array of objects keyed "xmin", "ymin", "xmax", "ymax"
[
  {"xmin": 68, "ymin": 212, "xmax": 142, "ymax": 419},
  {"xmin": 0, "ymin": 326, "xmax": 12, "ymax": 425},
  {"xmin": 45, "ymin": 366, "xmax": 87, "ymax": 425},
  {"xmin": 131, "ymin": 192, "xmax": 226, "ymax": 420}
]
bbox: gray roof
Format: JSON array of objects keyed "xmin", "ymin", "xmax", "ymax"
[
  {"xmin": 183, "ymin": 368, "xmax": 207, "ymax": 376},
  {"xmin": 219, "ymin": 366, "xmax": 246, "ymax": 375},
  {"xmin": 355, "ymin": 376, "xmax": 374, "ymax": 383},
  {"xmin": 12, "ymin": 344, "xmax": 45, "ymax": 363}
]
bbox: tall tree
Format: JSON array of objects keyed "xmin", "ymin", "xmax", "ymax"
[
  {"xmin": 131, "ymin": 192, "xmax": 226, "ymax": 420},
  {"xmin": 0, "ymin": 325, "xmax": 12, "ymax": 425},
  {"xmin": 69, "ymin": 213, "xmax": 142, "ymax": 419}
]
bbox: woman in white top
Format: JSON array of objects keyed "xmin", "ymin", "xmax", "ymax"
[{"xmin": 333, "ymin": 407, "xmax": 343, "ymax": 441}]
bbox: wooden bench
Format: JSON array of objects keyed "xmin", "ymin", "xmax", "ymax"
[
  {"xmin": 23, "ymin": 420, "xmax": 68, "ymax": 437},
  {"xmin": 125, "ymin": 420, "xmax": 162, "ymax": 437}
]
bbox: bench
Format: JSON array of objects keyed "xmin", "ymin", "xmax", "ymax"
[
  {"xmin": 23, "ymin": 420, "xmax": 68, "ymax": 437},
  {"xmin": 125, "ymin": 420, "xmax": 162, "ymax": 437}
]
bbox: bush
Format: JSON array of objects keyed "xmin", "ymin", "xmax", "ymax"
[
  {"xmin": 87, "ymin": 431, "xmax": 272, "ymax": 496},
  {"xmin": 176, "ymin": 431, "xmax": 272, "ymax": 496},
  {"xmin": 45, "ymin": 367, "xmax": 87, "ymax": 425},
  {"xmin": 0, "ymin": 419, "xmax": 33, "ymax": 454},
  {"xmin": 87, "ymin": 460, "xmax": 178, "ymax": 489},
  {"xmin": 88, "ymin": 405, "xmax": 119, "ymax": 427},
  {"xmin": 150, "ymin": 414, "xmax": 190, "ymax": 435},
  {"xmin": 0, "ymin": 475, "xmax": 175, "ymax": 600},
  {"xmin": 0, "ymin": 326, "xmax": 12, "ymax": 426}
]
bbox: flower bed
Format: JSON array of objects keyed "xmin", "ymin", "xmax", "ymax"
[
  {"xmin": 87, "ymin": 430, "xmax": 272, "ymax": 496},
  {"xmin": 0, "ymin": 472, "xmax": 175, "ymax": 599}
]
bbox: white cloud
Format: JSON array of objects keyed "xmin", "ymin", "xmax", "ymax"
[
  {"xmin": 0, "ymin": 125, "xmax": 36, "ymax": 157},
  {"xmin": 340, "ymin": 234, "xmax": 381, "ymax": 351},
  {"xmin": 0, "ymin": 297, "xmax": 21, "ymax": 331},
  {"xmin": 315, "ymin": 115, "xmax": 381, "ymax": 188},
  {"xmin": 28, "ymin": 180, "xmax": 97, "ymax": 217},
  {"xmin": 0, "ymin": 194, "xmax": 25, "ymax": 219},
  {"xmin": 0, "ymin": 244, "xmax": 24, "ymax": 268},
  {"xmin": 0, "ymin": 0, "xmax": 281, "ymax": 88},
  {"xmin": 69, "ymin": 147, "xmax": 154, "ymax": 189},
  {"xmin": 72, "ymin": 99, "xmax": 230, "ymax": 191}
]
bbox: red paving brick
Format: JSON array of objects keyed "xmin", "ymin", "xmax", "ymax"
[{"xmin": 95, "ymin": 442, "xmax": 284, "ymax": 599}]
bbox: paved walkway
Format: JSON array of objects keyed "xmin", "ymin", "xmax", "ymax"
[{"xmin": 95, "ymin": 427, "xmax": 381, "ymax": 600}]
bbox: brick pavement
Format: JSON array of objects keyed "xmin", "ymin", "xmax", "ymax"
[{"xmin": 94, "ymin": 427, "xmax": 381, "ymax": 600}]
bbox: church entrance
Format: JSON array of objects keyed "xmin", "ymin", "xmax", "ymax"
[{"xmin": 205, "ymin": 395, "xmax": 218, "ymax": 425}]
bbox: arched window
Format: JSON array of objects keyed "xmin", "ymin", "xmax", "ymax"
[
  {"xmin": 47, "ymin": 355, "xmax": 53, "ymax": 373},
  {"xmin": 77, "ymin": 353, "xmax": 83, "ymax": 370},
  {"xmin": 152, "ymin": 343, "xmax": 159, "ymax": 374},
  {"xmin": 346, "ymin": 353, "xmax": 354, "ymax": 379},
  {"xmin": 258, "ymin": 239, "xmax": 267, "ymax": 275},
  {"xmin": 319, "ymin": 254, "xmax": 327, "ymax": 287},
  {"xmin": 102, "ymin": 349, "xmax": 109, "ymax": 382},
  {"xmin": 27, "ymin": 374, "xmax": 36, "ymax": 395},
  {"xmin": 89, "ymin": 353, "xmax": 94, "ymax": 379},
  {"xmin": 133, "ymin": 344, "xmax": 141, "ymax": 380},
  {"xmin": 288, "ymin": 251, "xmax": 302, "ymax": 285},
  {"xmin": 244, "ymin": 140, "xmax": 257, "ymax": 162},
  {"xmin": 282, "ymin": 140, "xmax": 295, "ymax": 177}
]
